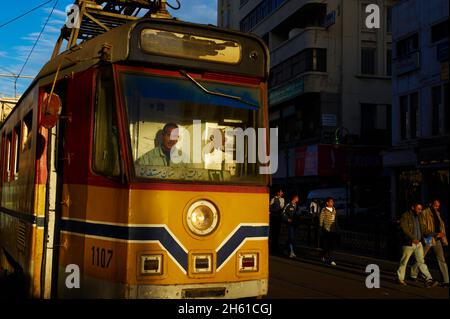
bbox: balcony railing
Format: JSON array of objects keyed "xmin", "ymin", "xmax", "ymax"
[{"xmin": 270, "ymin": 27, "xmax": 327, "ymax": 67}]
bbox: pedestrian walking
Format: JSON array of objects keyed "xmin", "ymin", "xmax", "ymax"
[
  {"xmin": 397, "ymin": 202, "xmax": 438, "ymax": 288},
  {"xmin": 319, "ymin": 197, "xmax": 340, "ymax": 266},
  {"xmin": 310, "ymin": 198, "xmax": 320, "ymax": 215},
  {"xmin": 269, "ymin": 189, "xmax": 285, "ymax": 254},
  {"xmin": 310, "ymin": 198, "xmax": 321, "ymax": 248},
  {"xmin": 283, "ymin": 194, "xmax": 300, "ymax": 258},
  {"xmin": 411, "ymin": 199, "xmax": 448, "ymax": 287}
]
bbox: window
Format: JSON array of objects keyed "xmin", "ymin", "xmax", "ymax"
[
  {"xmin": 5, "ymin": 132, "xmax": 12, "ymax": 182},
  {"xmin": 410, "ymin": 92, "xmax": 419, "ymax": 139},
  {"xmin": 0, "ymin": 134, "xmax": 4, "ymax": 184},
  {"xmin": 240, "ymin": 0, "xmax": 286, "ymax": 32},
  {"xmin": 399, "ymin": 92, "xmax": 420, "ymax": 140},
  {"xmin": 270, "ymin": 48, "xmax": 327, "ymax": 87},
  {"xmin": 432, "ymin": 86, "xmax": 442, "ymax": 136},
  {"xmin": 92, "ymin": 68, "xmax": 121, "ymax": 178},
  {"xmin": 445, "ymin": 83, "xmax": 449, "ymax": 135},
  {"xmin": 361, "ymin": 103, "xmax": 377, "ymax": 134},
  {"xmin": 400, "ymin": 95, "xmax": 408, "ymax": 140},
  {"xmin": 361, "ymin": 47, "xmax": 376, "ymax": 75},
  {"xmin": 386, "ymin": 6, "xmax": 392, "ymax": 33},
  {"xmin": 240, "ymin": 0, "xmax": 249, "ymax": 7},
  {"xmin": 314, "ymin": 48, "xmax": 327, "ymax": 72},
  {"xmin": 141, "ymin": 29, "xmax": 241, "ymax": 65},
  {"xmin": 432, "ymin": 84, "xmax": 450, "ymax": 136},
  {"xmin": 23, "ymin": 111, "xmax": 33, "ymax": 151},
  {"xmin": 431, "ymin": 19, "xmax": 449, "ymax": 43},
  {"xmin": 396, "ymin": 33, "xmax": 419, "ymax": 58},
  {"xmin": 387, "ymin": 49, "xmax": 392, "ymax": 76},
  {"xmin": 120, "ymin": 71, "xmax": 264, "ymax": 185},
  {"xmin": 361, "ymin": 104, "xmax": 391, "ymax": 145},
  {"xmin": 14, "ymin": 124, "xmax": 21, "ymax": 178}
]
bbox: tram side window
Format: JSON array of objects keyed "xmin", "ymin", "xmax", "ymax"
[
  {"xmin": 23, "ymin": 111, "xmax": 33, "ymax": 151},
  {"xmin": 14, "ymin": 123, "xmax": 21, "ymax": 179},
  {"xmin": 0, "ymin": 134, "xmax": 4, "ymax": 184},
  {"xmin": 92, "ymin": 68, "xmax": 121, "ymax": 178},
  {"xmin": 5, "ymin": 132, "xmax": 12, "ymax": 182}
]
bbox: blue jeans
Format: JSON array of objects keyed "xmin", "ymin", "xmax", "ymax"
[{"xmin": 287, "ymin": 224, "xmax": 296, "ymax": 253}]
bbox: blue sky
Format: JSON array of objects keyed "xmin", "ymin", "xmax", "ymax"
[{"xmin": 0, "ymin": 0, "xmax": 217, "ymax": 97}]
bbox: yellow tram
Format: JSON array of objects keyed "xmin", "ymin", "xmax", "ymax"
[{"xmin": 0, "ymin": 1, "xmax": 270, "ymax": 298}]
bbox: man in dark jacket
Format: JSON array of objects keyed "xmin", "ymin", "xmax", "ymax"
[
  {"xmin": 411, "ymin": 199, "xmax": 448, "ymax": 287},
  {"xmin": 397, "ymin": 203, "xmax": 438, "ymax": 287},
  {"xmin": 269, "ymin": 189, "xmax": 285, "ymax": 254},
  {"xmin": 283, "ymin": 194, "xmax": 300, "ymax": 258}
]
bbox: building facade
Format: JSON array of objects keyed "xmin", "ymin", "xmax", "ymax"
[
  {"xmin": 0, "ymin": 97, "xmax": 18, "ymax": 124},
  {"xmin": 218, "ymin": 0, "xmax": 397, "ymax": 214},
  {"xmin": 384, "ymin": 0, "xmax": 449, "ymax": 217}
]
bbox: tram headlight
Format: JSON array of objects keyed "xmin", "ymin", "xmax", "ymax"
[{"xmin": 186, "ymin": 200, "xmax": 219, "ymax": 236}]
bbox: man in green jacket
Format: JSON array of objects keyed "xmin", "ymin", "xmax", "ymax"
[
  {"xmin": 397, "ymin": 203, "xmax": 438, "ymax": 287},
  {"xmin": 136, "ymin": 123, "xmax": 187, "ymax": 167}
]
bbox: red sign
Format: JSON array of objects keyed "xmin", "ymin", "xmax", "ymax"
[{"xmin": 295, "ymin": 144, "xmax": 382, "ymax": 178}]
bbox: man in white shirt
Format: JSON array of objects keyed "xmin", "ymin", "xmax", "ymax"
[{"xmin": 319, "ymin": 197, "xmax": 340, "ymax": 266}]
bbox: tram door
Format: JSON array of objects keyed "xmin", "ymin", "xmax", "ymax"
[
  {"xmin": 39, "ymin": 79, "xmax": 69, "ymax": 298},
  {"xmin": 41, "ymin": 70, "xmax": 94, "ymax": 298}
]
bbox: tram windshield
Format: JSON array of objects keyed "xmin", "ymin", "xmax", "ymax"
[{"xmin": 120, "ymin": 71, "xmax": 266, "ymax": 184}]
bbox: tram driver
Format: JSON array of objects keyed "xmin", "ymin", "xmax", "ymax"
[{"xmin": 136, "ymin": 123, "xmax": 186, "ymax": 167}]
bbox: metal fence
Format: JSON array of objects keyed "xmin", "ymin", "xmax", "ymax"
[{"xmin": 279, "ymin": 215, "xmax": 402, "ymax": 261}]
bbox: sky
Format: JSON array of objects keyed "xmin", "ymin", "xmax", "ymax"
[{"xmin": 0, "ymin": 0, "xmax": 217, "ymax": 98}]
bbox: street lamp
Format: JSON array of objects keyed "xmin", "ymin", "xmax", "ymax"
[{"xmin": 333, "ymin": 127, "xmax": 352, "ymax": 218}]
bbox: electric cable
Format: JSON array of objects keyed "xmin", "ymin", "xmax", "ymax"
[{"xmin": 0, "ymin": 0, "xmax": 53, "ymax": 29}]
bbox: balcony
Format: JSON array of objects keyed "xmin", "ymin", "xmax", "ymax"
[
  {"xmin": 269, "ymin": 72, "xmax": 328, "ymax": 106},
  {"xmin": 270, "ymin": 27, "xmax": 327, "ymax": 67},
  {"xmin": 251, "ymin": 0, "xmax": 326, "ymax": 36}
]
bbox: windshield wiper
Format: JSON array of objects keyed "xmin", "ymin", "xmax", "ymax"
[{"xmin": 179, "ymin": 70, "xmax": 259, "ymax": 108}]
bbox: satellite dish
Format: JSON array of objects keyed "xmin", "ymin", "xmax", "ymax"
[{"xmin": 41, "ymin": 93, "xmax": 62, "ymax": 129}]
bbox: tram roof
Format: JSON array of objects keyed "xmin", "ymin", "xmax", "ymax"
[{"xmin": 35, "ymin": 18, "xmax": 269, "ymax": 89}]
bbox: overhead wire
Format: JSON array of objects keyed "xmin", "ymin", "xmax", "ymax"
[
  {"xmin": 0, "ymin": 0, "xmax": 53, "ymax": 29},
  {"xmin": 14, "ymin": 0, "xmax": 59, "ymax": 97},
  {"xmin": 167, "ymin": 0, "xmax": 181, "ymax": 10}
]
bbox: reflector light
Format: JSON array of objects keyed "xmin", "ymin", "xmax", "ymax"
[
  {"xmin": 239, "ymin": 253, "xmax": 258, "ymax": 272},
  {"xmin": 242, "ymin": 257, "xmax": 255, "ymax": 268},
  {"xmin": 141, "ymin": 255, "xmax": 163, "ymax": 275},
  {"xmin": 193, "ymin": 254, "xmax": 212, "ymax": 274}
]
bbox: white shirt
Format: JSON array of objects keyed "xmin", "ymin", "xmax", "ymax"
[
  {"xmin": 270, "ymin": 196, "xmax": 285, "ymax": 209},
  {"xmin": 326, "ymin": 207, "xmax": 336, "ymax": 222}
]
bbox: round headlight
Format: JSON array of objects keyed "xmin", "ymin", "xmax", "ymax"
[{"xmin": 186, "ymin": 200, "xmax": 219, "ymax": 236}]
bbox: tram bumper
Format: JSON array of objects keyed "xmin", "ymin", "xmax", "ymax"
[{"xmin": 131, "ymin": 279, "xmax": 268, "ymax": 299}]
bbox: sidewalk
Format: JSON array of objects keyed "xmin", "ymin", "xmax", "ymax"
[{"xmin": 277, "ymin": 243, "xmax": 445, "ymax": 281}]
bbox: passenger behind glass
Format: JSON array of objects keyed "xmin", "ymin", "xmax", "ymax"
[
  {"xmin": 203, "ymin": 128, "xmax": 236, "ymax": 174},
  {"xmin": 136, "ymin": 123, "xmax": 186, "ymax": 167}
]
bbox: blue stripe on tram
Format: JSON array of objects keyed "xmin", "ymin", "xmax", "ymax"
[
  {"xmin": 60, "ymin": 219, "xmax": 269, "ymax": 272},
  {"xmin": 216, "ymin": 226, "xmax": 269, "ymax": 269}
]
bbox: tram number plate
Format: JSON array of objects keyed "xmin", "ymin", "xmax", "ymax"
[{"xmin": 91, "ymin": 246, "xmax": 113, "ymax": 269}]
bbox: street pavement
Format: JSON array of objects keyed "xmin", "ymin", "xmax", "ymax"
[
  {"xmin": 1, "ymin": 251, "xmax": 448, "ymax": 299},
  {"xmin": 267, "ymin": 252, "xmax": 449, "ymax": 299}
]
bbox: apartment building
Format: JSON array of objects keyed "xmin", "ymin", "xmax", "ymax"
[
  {"xmin": 218, "ymin": 0, "xmax": 397, "ymax": 213},
  {"xmin": 384, "ymin": 0, "xmax": 449, "ymax": 215}
]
